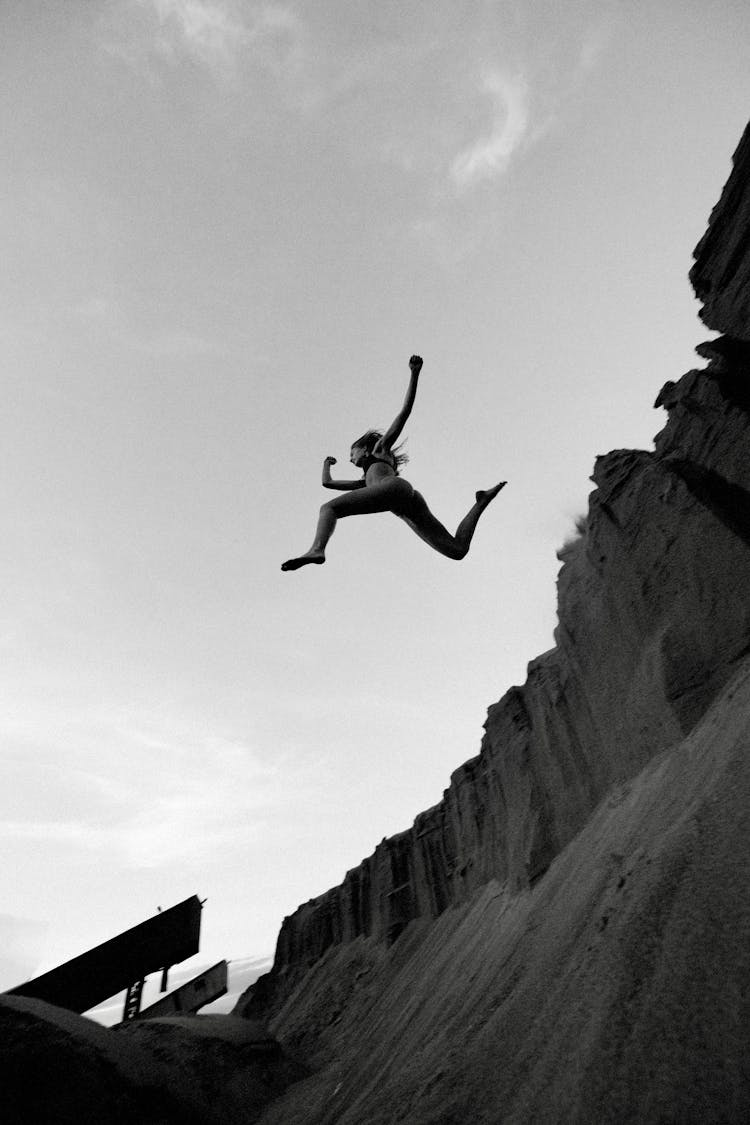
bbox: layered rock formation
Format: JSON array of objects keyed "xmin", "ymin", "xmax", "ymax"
[
  {"xmin": 233, "ymin": 123, "xmax": 750, "ymax": 1122},
  {"xmin": 245, "ymin": 661, "xmax": 750, "ymax": 1123},
  {"xmin": 691, "ymin": 120, "xmax": 750, "ymax": 338},
  {"xmin": 4, "ymin": 124, "xmax": 750, "ymax": 1125}
]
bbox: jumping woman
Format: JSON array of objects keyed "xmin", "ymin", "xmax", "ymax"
[{"xmin": 281, "ymin": 355, "xmax": 506, "ymax": 571}]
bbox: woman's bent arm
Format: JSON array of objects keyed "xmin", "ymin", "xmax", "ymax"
[{"xmin": 322, "ymin": 455, "xmax": 365, "ymax": 490}]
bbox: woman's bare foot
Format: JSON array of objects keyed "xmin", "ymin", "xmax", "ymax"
[
  {"xmin": 475, "ymin": 482, "xmax": 507, "ymax": 505},
  {"xmin": 281, "ymin": 550, "xmax": 326, "ymax": 572}
]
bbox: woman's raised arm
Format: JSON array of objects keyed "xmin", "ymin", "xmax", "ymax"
[{"xmin": 378, "ymin": 355, "xmax": 422, "ymax": 450}]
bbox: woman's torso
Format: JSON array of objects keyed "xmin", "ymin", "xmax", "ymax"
[{"xmin": 363, "ymin": 449, "xmax": 398, "ymax": 484}]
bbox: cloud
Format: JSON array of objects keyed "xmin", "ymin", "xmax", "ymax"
[
  {"xmin": 144, "ymin": 0, "xmax": 251, "ymax": 67},
  {"xmin": 67, "ymin": 292, "xmax": 222, "ymax": 356},
  {"xmin": 104, "ymin": 0, "xmax": 303, "ymax": 79},
  {"xmin": 450, "ymin": 71, "xmax": 529, "ymax": 191},
  {"xmin": 0, "ymin": 711, "xmax": 321, "ymax": 870},
  {"xmin": 72, "ymin": 295, "xmax": 124, "ymax": 329},
  {"xmin": 578, "ymin": 10, "xmax": 620, "ymax": 73},
  {"xmin": 103, "ymin": 731, "xmax": 283, "ymax": 866},
  {"xmin": 134, "ymin": 328, "xmax": 222, "ymax": 356}
]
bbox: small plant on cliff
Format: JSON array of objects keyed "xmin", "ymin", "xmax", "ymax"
[{"xmin": 557, "ymin": 514, "xmax": 588, "ymax": 561}]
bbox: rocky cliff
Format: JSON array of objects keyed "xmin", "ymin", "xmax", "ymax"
[
  {"xmin": 233, "ymin": 124, "xmax": 750, "ymax": 1122},
  {"xmin": 4, "ymin": 126, "xmax": 750, "ymax": 1125},
  {"xmin": 691, "ymin": 121, "xmax": 750, "ymax": 339}
]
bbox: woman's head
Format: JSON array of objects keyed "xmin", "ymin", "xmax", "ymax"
[
  {"xmin": 349, "ymin": 430, "xmax": 408, "ymax": 472},
  {"xmin": 350, "ymin": 430, "xmax": 381, "ymax": 466}
]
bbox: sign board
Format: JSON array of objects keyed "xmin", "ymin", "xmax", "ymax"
[
  {"xmin": 6, "ymin": 896, "xmax": 202, "ymax": 1014},
  {"xmin": 135, "ymin": 960, "xmax": 228, "ymax": 1020}
]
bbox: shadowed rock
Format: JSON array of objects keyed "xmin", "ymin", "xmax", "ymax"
[
  {"xmin": 690, "ymin": 120, "xmax": 750, "ymax": 340},
  {"xmin": 0, "ymin": 997, "xmax": 305, "ymax": 1125},
  {"xmin": 663, "ymin": 456, "xmax": 750, "ymax": 550}
]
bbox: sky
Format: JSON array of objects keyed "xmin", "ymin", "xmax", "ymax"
[{"xmin": 2, "ymin": 0, "xmax": 750, "ymax": 1004}]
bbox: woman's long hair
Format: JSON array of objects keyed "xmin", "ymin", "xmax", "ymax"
[{"xmin": 354, "ymin": 429, "xmax": 409, "ymax": 473}]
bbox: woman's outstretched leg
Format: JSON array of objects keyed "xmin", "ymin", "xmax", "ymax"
[
  {"xmin": 454, "ymin": 483, "xmax": 506, "ymax": 554},
  {"xmin": 281, "ymin": 504, "xmax": 336, "ymax": 571},
  {"xmin": 398, "ymin": 483, "xmax": 506, "ymax": 560},
  {"xmin": 282, "ymin": 480, "xmax": 409, "ymax": 571}
]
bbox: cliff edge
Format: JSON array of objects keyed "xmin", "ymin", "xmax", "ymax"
[{"xmin": 235, "ymin": 124, "xmax": 750, "ymax": 1123}]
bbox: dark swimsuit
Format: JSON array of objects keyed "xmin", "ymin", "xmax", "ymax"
[{"xmin": 363, "ymin": 451, "xmax": 397, "ymax": 475}]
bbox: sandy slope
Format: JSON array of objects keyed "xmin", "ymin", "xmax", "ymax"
[
  {"xmin": 4, "ymin": 635, "xmax": 747, "ymax": 1125},
  {"xmin": 254, "ymin": 660, "xmax": 750, "ymax": 1124}
]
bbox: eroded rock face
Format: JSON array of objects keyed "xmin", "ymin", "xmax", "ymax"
[
  {"xmin": 690, "ymin": 121, "xmax": 750, "ymax": 340},
  {"xmin": 251, "ymin": 661, "xmax": 750, "ymax": 1124},
  {"xmin": 230, "ymin": 132, "xmax": 750, "ymax": 1125},
  {"xmin": 232, "ymin": 122, "xmax": 750, "ymax": 1122},
  {"xmin": 240, "ymin": 343, "xmax": 750, "ymax": 1025}
]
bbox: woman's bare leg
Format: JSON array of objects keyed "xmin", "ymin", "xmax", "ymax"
[
  {"xmin": 281, "ymin": 478, "xmax": 506, "ymax": 570},
  {"xmin": 281, "ymin": 505, "xmax": 337, "ymax": 570},
  {"xmin": 281, "ymin": 481, "xmax": 408, "ymax": 571},
  {"xmin": 399, "ymin": 483, "xmax": 506, "ymax": 560},
  {"xmin": 454, "ymin": 484, "xmax": 506, "ymax": 551}
]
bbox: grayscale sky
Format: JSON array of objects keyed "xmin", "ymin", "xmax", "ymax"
[{"xmin": 2, "ymin": 0, "xmax": 749, "ymax": 991}]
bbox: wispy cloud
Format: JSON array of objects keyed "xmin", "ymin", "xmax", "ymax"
[
  {"xmin": 72, "ymin": 294, "xmax": 123, "ymax": 328},
  {"xmin": 146, "ymin": 0, "xmax": 249, "ymax": 66},
  {"xmin": 69, "ymin": 292, "xmax": 222, "ymax": 356},
  {"xmin": 578, "ymin": 10, "xmax": 620, "ymax": 73},
  {"xmin": 1, "ymin": 710, "xmax": 321, "ymax": 869},
  {"xmin": 134, "ymin": 328, "xmax": 222, "ymax": 357},
  {"xmin": 104, "ymin": 0, "xmax": 303, "ymax": 79},
  {"xmin": 96, "ymin": 0, "xmax": 621, "ymax": 258},
  {"xmin": 450, "ymin": 71, "xmax": 530, "ymax": 191}
]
